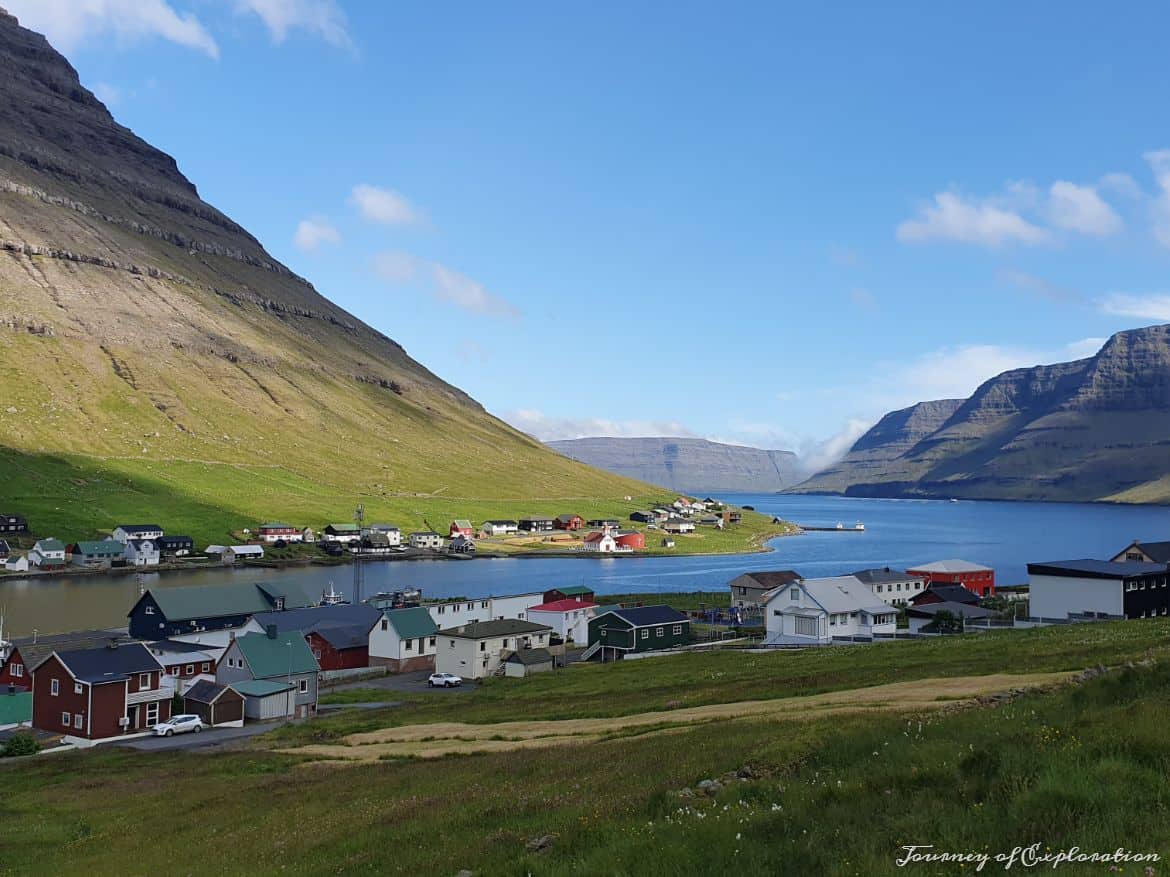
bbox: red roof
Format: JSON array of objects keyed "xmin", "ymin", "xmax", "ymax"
[
  {"xmin": 528, "ymin": 599, "xmax": 599, "ymax": 613},
  {"xmin": 583, "ymin": 531, "xmax": 610, "ymax": 543}
]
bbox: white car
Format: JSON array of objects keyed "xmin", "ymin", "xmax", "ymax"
[
  {"xmin": 154, "ymin": 714, "xmax": 204, "ymax": 736},
  {"xmin": 427, "ymin": 672, "xmax": 463, "ymax": 688}
]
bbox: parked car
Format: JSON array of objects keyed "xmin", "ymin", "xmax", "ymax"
[
  {"xmin": 154, "ymin": 714, "xmax": 204, "ymax": 736},
  {"xmin": 427, "ymin": 672, "xmax": 463, "ymax": 688}
]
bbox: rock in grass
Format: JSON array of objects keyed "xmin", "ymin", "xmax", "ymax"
[{"xmin": 526, "ymin": 835, "xmax": 555, "ymax": 853}]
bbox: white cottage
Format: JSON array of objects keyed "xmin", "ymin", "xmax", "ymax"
[
  {"xmin": 124, "ymin": 539, "xmax": 161, "ymax": 566},
  {"xmin": 764, "ymin": 576, "xmax": 897, "ymax": 645},
  {"xmin": 526, "ymin": 598, "xmax": 598, "ymax": 643}
]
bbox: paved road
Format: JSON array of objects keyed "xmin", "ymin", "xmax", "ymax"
[
  {"xmin": 325, "ymin": 670, "xmax": 480, "ymax": 695},
  {"xmin": 117, "ymin": 723, "xmax": 275, "ymax": 751}
]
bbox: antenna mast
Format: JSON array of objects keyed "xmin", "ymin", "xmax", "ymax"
[{"xmin": 353, "ymin": 503, "xmax": 365, "ymax": 603}]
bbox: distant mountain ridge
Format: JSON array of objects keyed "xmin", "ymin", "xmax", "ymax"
[
  {"xmin": 790, "ymin": 325, "xmax": 1170, "ymax": 503},
  {"xmin": 549, "ymin": 437, "xmax": 798, "ymax": 494}
]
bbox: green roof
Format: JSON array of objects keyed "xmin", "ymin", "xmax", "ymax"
[
  {"xmin": 385, "ymin": 607, "xmax": 438, "ymax": 639},
  {"xmin": 235, "ymin": 631, "xmax": 319, "ymax": 678},
  {"xmin": 556, "ymin": 585, "xmax": 593, "ymax": 596},
  {"xmin": 0, "ymin": 691, "xmax": 32, "ymax": 725},
  {"xmin": 35, "ymin": 538, "xmax": 65, "ymax": 552},
  {"xmin": 147, "ymin": 584, "xmax": 275, "ymax": 620},
  {"xmin": 256, "ymin": 581, "xmax": 317, "ymax": 608},
  {"xmin": 327, "ymin": 523, "xmax": 359, "ymax": 532},
  {"xmin": 231, "ymin": 679, "xmax": 294, "ymax": 697},
  {"xmin": 74, "ymin": 540, "xmax": 124, "ymax": 557},
  {"xmin": 259, "ymin": 522, "xmax": 295, "ymax": 529}
]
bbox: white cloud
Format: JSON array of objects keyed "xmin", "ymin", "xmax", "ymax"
[
  {"xmin": 505, "ymin": 410, "xmax": 697, "ymax": 442},
  {"xmin": 1046, "ymin": 181, "xmax": 1122, "ymax": 236},
  {"xmin": 292, "ymin": 216, "xmax": 340, "ymax": 252},
  {"xmin": 794, "ymin": 419, "xmax": 872, "ymax": 476},
  {"xmin": 1097, "ymin": 292, "xmax": 1170, "ymax": 322},
  {"xmin": 1100, "ymin": 172, "xmax": 1142, "ymax": 200},
  {"xmin": 5, "ymin": 0, "xmax": 219, "ymax": 57},
  {"xmin": 1144, "ymin": 150, "xmax": 1170, "ymax": 248},
  {"xmin": 234, "ymin": 0, "xmax": 351, "ymax": 48},
  {"xmin": 372, "ymin": 252, "xmax": 520, "ymax": 318},
  {"xmin": 349, "ymin": 184, "xmax": 422, "ymax": 226},
  {"xmin": 896, "ymin": 191, "xmax": 1051, "ymax": 247}
]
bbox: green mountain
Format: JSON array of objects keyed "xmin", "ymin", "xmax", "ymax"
[
  {"xmin": 0, "ymin": 8, "xmax": 652, "ymax": 542},
  {"xmin": 790, "ymin": 325, "xmax": 1170, "ymax": 503}
]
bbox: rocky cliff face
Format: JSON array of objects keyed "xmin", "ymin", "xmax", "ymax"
[
  {"xmin": 549, "ymin": 437, "xmax": 799, "ymax": 493},
  {"xmin": 790, "ymin": 326, "xmax": 1170, "ymax": 502},
  {"xmin": 0, "ymin": 10, "xmax": 641, "ymax": 505}
]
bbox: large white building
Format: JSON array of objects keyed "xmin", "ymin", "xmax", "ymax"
[
  {"xmin": 850, "ymin": 567, "xmax": 928, "ymax": 607},
  {"xmin": 424, "ymin": 592, "xmax": 544, "ymax": 628},
  {"xmin": 1027, "ymin": 559, "xmax": 1169, "ymax": 620},
  {"xmin": 764, "ymin": 575, "xmax": 897, "ymax": 645},
  {"xmin": 434, "ymin": 619, "xmax": 553, "ymax": 679}
]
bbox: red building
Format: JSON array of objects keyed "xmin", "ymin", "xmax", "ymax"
[
  {"xmin": 252, "ymin": 604, "xmax": 380, "ymax": 671},
  {"xmin": 1, "ymin": 629, "xmax": 130, "ymax": 693},
  {"xmin": 32, "ymin": 642, "xmax": 172, "ymax": 740},
  {"xmin": 305, "ymin": 627, "xmax": 370, "ymax": 670},
  {"xmin": 554, "ymin": 514, "xmax": 585, "ymax": 531},
  {"xmin": 614, "ymin": 531, "xmax": 646, "ymax": 550},
  {"xmin": 906, "ymin": 560, "xmax": 996, "ymax": 598},
  {"xmin": 257, "ymin": 522, "xmax": 301, "ymax": 543},
  {"xmin": 543, "ymin": 585, "xmax": 596, "ymax": 603},
  {"xmin": 449, "ymin": 520, "xmax": 474, "ymax": 538}
]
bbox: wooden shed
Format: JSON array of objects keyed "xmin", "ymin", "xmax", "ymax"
[{"xmin": 184, "ymin": 680, "xmax": 245, "ymax": 727}]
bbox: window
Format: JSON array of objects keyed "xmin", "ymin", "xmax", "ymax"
[
  {"xmin": 479, "ymin": 642, "xmax": 486, "ymax": 651},
  {"xmin": 830, "ymin": 615, "xmax": 837, "ymax": 626},
  {"xmin": 502, "ymin": 639, "xmax": 509, "ymax": 648},
  {"xmin": 146, "ymin": 702, "xmax": 159, "ymax": 724},
  {"xmin": 672, "ymin": 625, "xmax": 682, "ymax": 635},
  {"xmin": 480, "ymin": 601, "xmax": 488, "ymax": 609},
  {"xmin": 1127, "ymin": 581, "xmax": 1137, "ymax": 592},
  {"xmin": 202, "ymin": 662, "xmax": 210, "ymax": 673},
  {"xmin": 790, "ymin": 588, "xmax": 800, "ymax": 601},
  {"xmin": 74, "ymin": 714, "xmax": 83, "ymax": 730},
  {"xmin": 381, "ymin": 618, "xmax": 389, "ymax": 631},
  {"xmin": 51, "ymin": 679, "xmax": 59, "ymax": 696},
  {"xmin": 144, "ymin": 606, "xmax": 155, "ymax": 615},
  {"xmin": 429, "ymin": 637, "xmax": 436, "ymax": 647},
  {"xmin": 139, "ymin": 673, "xmax": 151, "ymax": 689},
  {"xmin": 73, "ymin": 682, "xmax": 82, "ymax": 694},
  {"xmin": 876, "ymin": 585, "xmax": 883, "ymax": 593},
  {"xmin": 298, "ymin": 679, "xmax": 309, "ymax": 694},
  {"xmin": 62, "ymin": 711, "xmax": 71, "ymax": 726},
  {"xmin": 405, "ymin": 639, "xmax": 413, "ymax": 652},
  {"xmin": 438, "ymin": 605, "xmax": 446, "ymax": 614},
  {"xmin": 185, "ymin": 664, "xmax": 194, "ymax": 675},
  {"xmin": 312, "ymin": 648, "xmax": 322, "ymax": 659},
  {"xmin": 10, "ymin": 663, "xmax": 22, "ymax": 678},
  {"xmin": 641, "ymin": 629, "xmax": 649, "ymax": 639},
  {"xmin": 794, "ymin": 616, "xmax": 817, "ymax": 637},
  {"xmin": 449, "ymin": 640, "xmax": 456, "ymax": 649}
]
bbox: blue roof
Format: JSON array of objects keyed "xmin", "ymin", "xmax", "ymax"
[
  {"xmin": 1028, "ymin": 559, "xmax": 1167, "ymax": 579},
  {"xmin": 53, "ymin": 642, "xmax": 160, "ymax": 684}
]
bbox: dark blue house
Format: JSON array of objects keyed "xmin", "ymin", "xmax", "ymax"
[{"xmin": 128, "ymin": 581, "xmax": 317, "ymax": 639}]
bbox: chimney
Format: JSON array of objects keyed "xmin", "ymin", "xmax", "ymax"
[{"xmin": 266, "ymin": 624, "xmax": 278, "ymax": 640}]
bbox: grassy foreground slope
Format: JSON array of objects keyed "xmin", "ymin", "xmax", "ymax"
[{"xmin": 2, "ymin": 620, "xmax": 1168, "ymax": 876}]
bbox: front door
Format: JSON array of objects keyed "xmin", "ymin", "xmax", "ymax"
[{"xmin": 127, "ymin": 705, "xmax": 138, "ymax": 732}]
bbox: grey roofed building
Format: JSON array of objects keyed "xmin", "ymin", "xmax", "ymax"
[
  {"xmin": 183, "ymin": 679, "xmax": 234, "ymax": 704},
  {"xmin": 49, "ymin": 642, "xmax": 161, "ymax": 682},
  {"xmin": 904, "ymin": 601, "xmax": 997, "ymax": 620},
  {"xmin": 597, "ymin": 605, "xmax": 688, "ymax": 627},
  {"xmin": 1111, "ymin": 540, "xmax": 1170, "ymax": 564},
  {"xmin": 851, "ymin": 567, "xmax": 923, "ymax": 586},
  {"xmin": 908, "ymin": 559, "xmax": 992, "ymax": 573},
  {"xmin": 778, "ymin": 576, "xmax": 891, "ymax": 616},
  {"xmin": 504, "ymin": 647, "xmax": 554, "ymax": 666},
  {"xmin": 438, "ymin": 619, "xmax": 552, "ymax": 639},
  {"xmin": 729, "ymin": 569, "xmax": 802, "ymax": 609},
  {"xmin": 10, "ymin": 629, "xmax": 132, "ymax": 676},
  {"xmin": 252, "ymin": 603, "xmax": 381, "ymax": 649},
  {"xmin": 1027, "ymin": 559, "xmax": 1168, "ymax": 578}
]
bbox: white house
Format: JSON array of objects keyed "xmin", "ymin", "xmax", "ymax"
[
  {"xmin": 481, "ymin": 520, "xmax": 519, "ymax": 537},
  {"xmin": 112, "ymin": 524, "xmax": 164, "ymax": 543},
  {"xmin": 124, "ymin": 539, "xmax": 161, "ymax": 567},
  {"xmin": 1027, "ymin": 559, "xmax": 1168, "ymax": 620},
  {"xmin": 764, "ymin": 575, "xmax": 897, "ymax": 645},
  {"xmin": 29, "ymin": 538, "xmax": 66, "ymax": 568},
  {"xmin": 526, "ymin": 599, "xmax": 598, "ymax": 643},
  {"xmin": 663, "ymin": 519, "xmax": 696, "ymax": 535},
  {"xmin": 4, "ymin": 554, "xmax": 29, "ymax": 573},
  {"xmin": 435, "ymin": 619, "xmax": 553, "ymax": 679},
  {"xmin": 368, "ymin": 607, "xmax": 439, "ymax": 672},
  {"xmin": 409, "ymin": 531, "xmax": 444, "ymax": 550},
  {"xmin": 205, "ymin": 544, "xmax": 265, "ymax": 563},
  {"xmin": 850, "ymin": 568, "xmax": 929, "ymax": 607},
  {"xmin": 425, "ymin": 592, "xmax": 544, "ymax": 628},
  {"xmin": 489, "ymin": 592, "xmax": 545, "ymax": 620},
  {"xmin": 363, "ymin": 524, "xmax": 402, "ymax": 547},
  {"xmin": 582, "ymin": 531, "xmax": 617, "ymax": 553}
]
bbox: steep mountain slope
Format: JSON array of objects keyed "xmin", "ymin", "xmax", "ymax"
[
  {"xmin": 549, "ymin": 437, "xmax": 798, "ymax": 493},
  {"xmin": 0, "ymin": 8, "xmax": 649, "ymax": 540},
  {"xmin": 790, "ymin": 325, "xmax": 1170, "ymax": 502}
]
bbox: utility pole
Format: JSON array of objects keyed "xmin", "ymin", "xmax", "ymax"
[{"xmin": 353, "ymin": 502, "xmax": 365, "ymax": 604}]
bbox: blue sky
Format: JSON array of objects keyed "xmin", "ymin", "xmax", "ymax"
[{"xmin": 12, "ymin": 1, "xmax": 1170, "ymax": 469}]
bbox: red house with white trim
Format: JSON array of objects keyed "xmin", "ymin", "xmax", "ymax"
[
  {"xmin": 450, "ymin": 520, "xmax": 474, "ymax": 538},
  {"xmin": 906, "ymin": 559, "xmax": 996, "ymax": 598},
  {"xmin": 614, "ymin": 531, "xmax": 646, "ymax": 551},
  {"xmin": 31, "ymin": 642, "xmax": 172, "ymax": 740}
]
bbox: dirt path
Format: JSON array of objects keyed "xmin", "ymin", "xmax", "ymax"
[{"xmin": 282, "ymin": 671, "xmax": 1075, "ymax": 764}]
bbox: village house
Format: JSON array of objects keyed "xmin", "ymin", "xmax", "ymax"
[
  {"xmin": 368, "ymin": 606, "xmax": 440, "ymax": 672},
  {"xmin": 763, "ymin": 576, "xmax": 897, "ymax": 645},
  {"xmin": 29, "ymin": 538, "xmax": 66, "ymax": 569},
  {"xmin": 1110, "ymin": 540, "xmax": 1170, "ymax": 564},
  {"xmin": 850, "ymin": 567, "xmax": 928, "ymax": 607},
  {"xmin": 503, "ymin": 648, "xmax": 555, "ymax": 677},
  {"xmin": 629, "ymin": 511, "xmax": 656, "ymax": 524},
  {"xmin": 728, "ymin": 570, "xmax": 803, "ymax": 611},
  {"xmin": 124, "ymin": 539, "xmax": 161, "ymax": 567},
  {"xmin": 663, "ymin": 518, "xmax": 696, "ymax": 535},
  {"xmin": 128, "ymin": 581, "xmax": 317, "ymax": 640},
  {"xmin": 907, "ymin": 559, "xmax": 996, "ymax": 598},
  {"xmin": 909, "ymin": 584, "xmax": 981, "ymax": 608},
  {"xmin": 481, "ymin": 520, "xmax": 519, "ymax": 537},
  {"xmin": 31, "ymin": 641, "xmax": 173, "ymax": 741},
  {"xmin": 257, "ymin": 522, "xmax": 302, "ymax": 543},
  {"xmin": 0, "ymin": 513, "xmax": 28, "ymax": 534},
  {"xmin": 1, "ymin": 629, "xmax": 130, "ymax": 693},
  {"xmin": 582, "ymin": 531, "xmax": 617, "ymax": 553},
  {"xmin": 554, "ymin": 514, "xmax": 585, "ymax": 531},
  {"xmin": 363, "ymin": 524, "xmax": 401, "ymax": 546},
  {"xmin": 449, "ymin": 534, "xmax": 476, "ymax": 554},
  {"xmin": 409, "ymin": 531, "xmax": 444, "ymax": 550},
  {"xmin": 586, "ymin": 606, "xmax": 690, "ymax": 659},
  {"xmin": 323, "ymin": 523, "xmax": 361, "ymax": 543},
  {"xmin": 518, "ymin": 517, "xmax": 555, "ymax": 533},
  {"xmin": 905, "ymin": 601, "xmax": 999, "ymax": 634},
  {"xmin": 146, "ymin": 640, "xmax": 217, "ymax": 693},
  {"xmin": 182, "ymin": 680, "xmax": 245, "ymax": 728},
  {"xmin": 425, "ymin": 592, "xmax": 545, "ymax": 627},
  {"xmin": 450, "ymin": 519, "xmax": 474, "ymax": 538},
  {"xmin": 205, "ymin": 544, "xmax": 266, "ymax": 563},
  {"xmin": 111, "ymin": 524, "xmax": 164, "ymax": 543},
  {"xmin": 526, "ymin": 598, "xmax": 598, "ymax": 643},
  {"xmin": 435, "ymin": 619, "xmax": 553, "ymax": 679},
  {"xmin": 613, "ymin": 531, "xmax": 646, "ymax": 550},
  {"xmin": 3, "ymin": 553, "xmax": 28, "ymax": 573},
  {"xmin": 1027, "ymin": 559, "xmax": 1170, "ymax": 621},
  {"xmin": 69, "ymin": 540, "xmax": 125, "ymax": 569},
  {"xmin": 216, "ymin": 627, "xmax": 320, "ymax": 719},
  {"xmin": 722, "ymin": 510, "xmax": 742, "ymax": 525},
  {"xmin": 249, "ymin": 604, "xmax": 381, "ymax": 671},
  {"xmin": 358, "ymin": 531, "xmax": 396, "ymax": 554},
  {"xmin": 543, "ymin": 585, "xmax": 596, "ymax": 603},
  {"xmin": 587, "ymin": 518, "xmax": 621, "ymax": 530},
  {"xmin": 155, "ymin": 535, "xmax": 194, "ymax": 558}
]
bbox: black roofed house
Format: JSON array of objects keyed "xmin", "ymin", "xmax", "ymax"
[
  {"xmin": 155, "ymin": 535, "xmax": 194, "ymax": 558},
  {"xmin": 728, "ymin": 570, "xmax": 802, "ymax": 610},
  {"xmin": 183, "ymin": 680, "xmax": 245, "ymax": 727},
  {"xmin": 435, "ymin": 619, "xmax": 553, "ymax": 679},
  {"xmin": 904, "ymin": 601, "xmax": 998, "ymax": 634},
  {"xmin": 518, "ymin": 517, "xmax": 554, "ymax": 533},
  {"xmin": 629, "ymin": 511, "xmax": 655, "ymax": 524},
  {"xmin": 1027, "ymin": 559, "xmax": 1170, "ymax": 621},
  {"xmin": 0, "ymin": 514, "xmax": 28, "ymax": 534},
  {"xmin": 128, "ymin": 581, "xmax": 318, "ymax": 639},
  {"xmin": 111, "ymin": 524, "xmax": 164, "ymax": 543},
  {"xmin": 0, "ymin": 628, "xmax": 130, "ymax": 693},
  {"xmin": 851, "ymin": 567, "xmax": 928, "ymax": 607},
  {"xmin": 909, "ymin": 584, "xmax": 981, "ymax": 608},
  {"xmin": 31, "ymin": 641, "xmax": 173, "ymax": 741},
  {"xmin": 586, "ymin": 606, "xmax": 690, "ymax": 660},
  {"xmin": 1111, "ymin": 540, "xmax": 1170, "ymax": 564},
  {"xmin": 250, "ymin": 603, "xmax": 381, "ymax": 671},
  {"xmin": 586, "ymin": 518, "xmax": 621, "ymax": 530},
  {"xmin": 503, "ymin": 648, "xmax": 555, "ymax": 677}
]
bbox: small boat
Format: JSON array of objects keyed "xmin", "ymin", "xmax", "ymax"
[
  {"xmin": 835, "ymin": 521, "xmax": 844, "ymax": 530},
  {"xmin": 320, "ymin": 582, "xmax": 348, "ymax": 605},
  {"xmin": 854, "ymin": 521, "xmax": 865, "ymax": 531}
]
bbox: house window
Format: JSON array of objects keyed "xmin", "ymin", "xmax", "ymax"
[
  {"xmin": 438, "ymin": 606, "xmax": 445, "ymax": 614},
  {"xmin": 62, "ymin": 711, "xmax": 71, "ymax": 726},
  {"xmin": 790, "ymin": 588, "xmax": 800, "ymax": 601},
  {"xmin": 10, "ymin": 663, "xmax": 22, "ymax": 678},
  {"xmin": 73, "ymin": 682, "xmax": 82, "ymax": 694},
  {"xmin": 145, "ymin": 606, "xmax": 155, "ymax": 615},
  {"xmin": 405, "ymin": 639, "xmax": 413, "ymax": 652},
  {"xmin": 312, "ymin": 648, "xmax": 322, "ymax": 659},
  {"xmin": 139, "ymin": 673, "xmax": 151, "ymax": 689},
  {"xmin": 794, "ymin": 616, "xmax": 817, "ymax": 637},
  {"xmin": 641, "ymin": 629, "xmax": 649, "ymax": 639},
  {"xmin": 185, "ymin": 664, "xmax": 194, "ymax": 675},
  {"xmin": 51, "ymin": 679, "xmax": 59, "ymax": 696},
  {"xmin": 170, "ymin": 666, "xmax": 180, "ymax": 676},
  {"xmin": 830, "ymin": 615, "xmax": 837, "ymax": 626},
  {"xmin": 202, "ymin": 663, "xmax": 210, "ymax": 673},
  {"xmin": 74, "ymin": 714, "xmax": 83, "ymax": 730},
  {"xmin": 480, "ymin": 601, "xmax": 488, "ymax": 609},
  {"xmin": 672, "ymin": 625, "xmax": 682, "ymax": 635},
  {"xmin": 146, "ymin": 702, "xmax": 159, "ymax": 724},
  {"xmin": 876, "ymin": 585, "xmax": 883, "ymax": 593},
  {"xmin": 381, "ymin": 619, "xmax": 389, "ymax": 631},
  {"xmin": 479, "ymin": 641, "xmax": 487, "ymax": 651},
  {"xmin": 656, "ymin": 627, "xmax": 664, "ymax": 637},
  {"xmin": 502, "ymin": 639, "xmax": 509, "ymax": 648},
  {"xmin": 429, "ymin": 637, "xmax": 436, "ymax": 647},
  {"xmin": 1127, "ymin": 581, "xmax": 1137, "ymax": 592},
  {"xmin": 298, "ymin": 679, "xmax": 309, "ymax": 694},
  {"xmin": 449, "ymin": 640, "xmax": 455, "ymax": 649}
]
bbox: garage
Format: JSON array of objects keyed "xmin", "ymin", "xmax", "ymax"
[
  {"xmin": 233, "ymin": 679, "xmax": 296, "ymax": 720},
  {"xmin": 184, "ymin": 680, "xmax": 245, "ymax": 727}
]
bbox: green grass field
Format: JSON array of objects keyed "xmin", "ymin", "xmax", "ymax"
[{"xmin": 3, "ymin": 620, "xmax": 1167, "ymax": 876}]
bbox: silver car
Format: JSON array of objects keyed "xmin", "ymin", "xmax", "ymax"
[{"xmin": 154, "ymin": 714, "xmax": 204, "ymax": 736}]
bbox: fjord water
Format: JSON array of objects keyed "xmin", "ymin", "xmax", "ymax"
[{"xmin": 3, "ymin": 494, "xmax": 1169, "ymax": 637}]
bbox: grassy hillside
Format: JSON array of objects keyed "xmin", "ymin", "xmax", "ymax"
[{"xmin": 2, "ymin": 620, "xmax": 1167, "ymax": 875}]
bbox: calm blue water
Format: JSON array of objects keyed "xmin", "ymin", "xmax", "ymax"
[{"xmin": 3, "ymin": 494, "xmax": 1169, "ymax": 636}]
